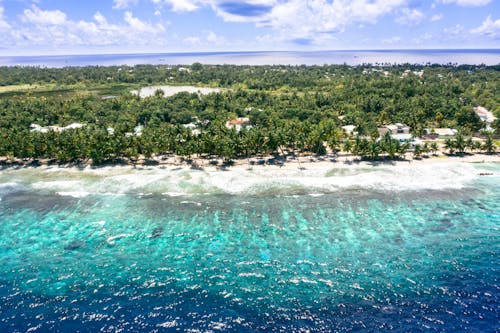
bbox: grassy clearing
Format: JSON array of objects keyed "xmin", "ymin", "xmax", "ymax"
[
  {"xmin": 0, "ymin": 83, "xmax": 133, "ymax": 98},
  {"xmin": 0, "ymin": 83, "xmax": 57, "ymax": 93}
]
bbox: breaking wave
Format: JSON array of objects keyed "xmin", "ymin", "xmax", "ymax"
[{"xmin": 0, "ymin": 162, "xmax": 495, "ymax": 198}]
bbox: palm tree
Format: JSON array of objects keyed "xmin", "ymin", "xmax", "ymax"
[
  {"xmin": 454, "ymin": 133, "xmax": 466, "ymax": 154},
  {"xmin": 444, "ymin": 138, "xmax": 455, "ymax": 155},
  {"xmin": 430, "ymin": 141, "xmax": 438, "ymax": 155},
  {"xmin": 413, "ymin": 144, "xmax": 422, "ymax": 159},
  {"xmin": 482, "ymin": 135, "xmax": 496, "ymax": 154},
  {"xmin": 398, "ymin": 142, "xmax": 410, "ymax": 159},
  {"xmin": 343, "ymin": 139, "xmax": 352, "ymax": 154},
  {"xmin": 473, "ymin": 140, "xmax": 482, "ymax": 153},
  {"xmin": 465, "ymin": 137, "xmax": 474, "ymax": 153},
  {"xmin": 368, "ymin": 140, "xmax": 381, "ymax": 160}
]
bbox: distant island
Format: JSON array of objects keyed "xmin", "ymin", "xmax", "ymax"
[{"xmin": 0, "ymin": 63, "xmax": 497, "ymax": 167}]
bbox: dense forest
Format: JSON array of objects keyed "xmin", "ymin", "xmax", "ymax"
[{"xmin": 0, "ymin": 63, "xmax": 498, "ymax": 164}]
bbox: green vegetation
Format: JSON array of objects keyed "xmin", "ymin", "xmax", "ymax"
[{"xmin": 0, "ymin": 64, "xmax": 498, "ymax": 164}]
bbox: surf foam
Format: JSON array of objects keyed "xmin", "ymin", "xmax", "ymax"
[{"xmin": 0, "ymin": 162, "xmax": 492, "ymax": 197}]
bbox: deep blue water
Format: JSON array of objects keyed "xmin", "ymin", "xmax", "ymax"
[
  {"xmin": 0, "ymin": 49, "xmax": 499, "ymax": 67},
  {"xmin": 0, "ymin": 163, "xmax": 498, "ymax": 332}
]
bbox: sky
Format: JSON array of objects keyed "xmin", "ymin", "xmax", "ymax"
[{"xmin": 0, "ymin": 0, "xmax": 499, "ymax": 55}]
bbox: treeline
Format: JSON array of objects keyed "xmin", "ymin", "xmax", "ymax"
[
  {"xmin": 1, "ymin": 122, "xmax": 495, "ymax": 164},
  {"xmin": 0, "ymin": 64, "xmax": 498, "ymax": 164}
]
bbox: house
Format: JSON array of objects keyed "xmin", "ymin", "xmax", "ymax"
[
  {"xmin": 134, "ymin": 125, "xmax": 144, "ymax": 136},
  {"xmin": 341, "ymin": 125, "xmax": 356, "ymax": 136},
  {"xmin": 390, "ymin": 133, "xmax": 413, "ymax": 143},
  {"xmin": 378, "ymin": 123, "xmax": 411, "ymax": 137},
  {"xmin": 30, "ymin": 123, "xmax": 86, "ymax": 133},
  {"xmin": 63, "ymin": 123, "xmax": 85, "ymax": 130},
  {"xmin": 183, "ymin": 123, "xmax": 201, "ymax": 136},
  {"xmin": 474, "ymin": 106, "xmax": 496, "ymax": 123},
  {"xmin": 433, "ymin": 128, "xmax": 457, "ymax": 137},
  {"xmin": 126, "ymin": 125, "xmax": 144, "ymax": 138},
  {"xmin": 401, "ymin": 69, "xmax": 424, "ymax": 78},
  {"xmin": 30, "ymin": 124, "xmax": 49, "ymax": 133},
  {"xmin": 225, "ymin": 117, "xmax": 251, "ymax": 132},
  {"xmin": 388, "ymin": 123, "xmax": 411, "ymax": 134}
]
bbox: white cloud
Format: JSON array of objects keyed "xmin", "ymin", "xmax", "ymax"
[
  {"xmin": 444, "ymin": 24, "xmax": 465, "ymax": 36},
  {"xmin": 152, "ymin": 0, "xmax": 201, "ymax": 12},
  {"xmin": 142, "ymin": 0, "xmax": 410, "ymax": 41},
  {"xmin": 431, "ymin": 14, "xmax": 442, "ymax": 22},
  {"xmin": 395, "ymin": 8, "xmax": 425, "ymax": 25},
  {"xmin": 113, "ymin": 0, "xmax": 138, "ymax": 9},
  {"xmin": 183, "ymin": 30, "xmax": 225, "ymax": 47},
  {"xmin": 440, "ymin": 0, "xmax": 491, "ymax": 6},
  {"xmin": 124, "ymin": 11, "xmax": 165, "ymax": 32},
  {"xmin": 253, "ymin": 0, "xmax": 409, "ymax": 44},
  {"xmin": 206, "ymin": 31, "xmax": 218, "ymax": 43},
  {"xmin": 13, "ymin": 7, "xmax": 167, "ymax": 48},
  {"xmin": 0, "ymin": 5, "xmax": 11, "ymax": 30},
  {"xmin": 471, "ymin": 16, "xmax": 500, "ymax": 38},
  {"xmin": 183, "ymin": 36, "xmax": 201, "ymax": 45},
  {"xmin": 382, "ymin": 36, "xmax": 401, "ymax": 44},
  {"xmin": 22, "ymin": 5, "xmax": 67, "ymax": 25},
  {"xmin": 413, "ymin": 32, "xmax": 433, "ymax": 45}
]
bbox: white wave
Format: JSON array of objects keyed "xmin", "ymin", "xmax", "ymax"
[
  {"xmin": 238, "ymin": 272, "xmax": 265, "ymax": 278},
  {"xmin": 0, "ymin": 182, "xmax": 21, "ymax": 189},
  {"xmin": 0, "ymin": 182, "xmax": 24, "ymax": 198},
  {"xmin": 56, "ymin": 191, "xmax": 90, "ymax": 198},
  {"xmin": 106, "ymin": 233, "xmax": 132, "ymax": 245},
  {"xmin": 32, "ymin": 180, "xmax": 82, "ymax": 191},
  {"xmin": 2, "ymin": 162, "xmax": 493, "ymax": 197}
]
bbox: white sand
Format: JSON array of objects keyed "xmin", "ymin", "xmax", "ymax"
[
  {"xmin": 131, "ymin": 86, "xmax": 223, "ymax": 98},
  {"xmin": 183, "ymin": 153, "xmax": 500, "ymax": 172}
]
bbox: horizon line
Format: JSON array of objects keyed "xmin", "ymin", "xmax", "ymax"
[{"xmin": 1, "ymin": 48, "xmax": 499, "ymax": 58}]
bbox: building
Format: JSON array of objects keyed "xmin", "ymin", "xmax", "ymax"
[
  {"xmin": 390, "ymin": 133, "xmax": 413, "ymax": 143},
  {"xmin": 378, "ymin": 123, "xmax": 411, "ymax": 137},
  {"xmin": 225, "ymin": 117, "xmax": 251, "ymax": 132},
  {"xmin": 341, "ymin": 125, "xmax": 356, "ymax": 136},
  {"xmin": 183, "ymin": 123, "xmax": 201, "ymax": 136},
  {"xmin": 474, "ymin": 106, "xmax": 496, "ymax": 124},
  {"xmin": 433, "ymin": 128, "xmax": 457, "ymax": 137},
  {"xmin": 30, "ymin": 123, "xmax": 86, "ymax": 133}
]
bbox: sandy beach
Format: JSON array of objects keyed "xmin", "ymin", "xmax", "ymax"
[
  {"xmin": 1, "ymin": 151, "xmax": 499, "ymax": 172},
  {"xmin": 168, "ymin": 152, "xmax": 500, "ymax": 172}
]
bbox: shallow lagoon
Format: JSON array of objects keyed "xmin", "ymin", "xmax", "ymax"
[{"xmin": 0, "ymin": 162, "xmax": 498, "ymax": 332}]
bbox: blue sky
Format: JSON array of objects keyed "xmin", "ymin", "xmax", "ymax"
[{"xmin": 0, "ymin": 0, "xmax": 498, "ymax": 55}]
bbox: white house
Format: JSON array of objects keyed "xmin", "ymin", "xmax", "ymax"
[
  {"xmin": 30, "ymin": 123, "xmax": 86, "ymax": 133},
  {"xmin": 225, "ymin": 117, "xmax": 251, "ymax": 132},
  {"xmin": 474, "ymin": 106, "xmax": 496, "ymax": 123},
  {"xmin": 433, "ymin": 128, "xmax": 457, "ymax": 137},
  {"xmin": 378, "ymin": 123, "xmax": 411, "ymax": 137},
  {"xmin": 341, "ymin": 125, "xmax": 356, "ymax": 136}
]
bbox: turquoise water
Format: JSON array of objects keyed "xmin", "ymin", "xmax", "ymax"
[{"xmin": 0, "ymin": 163, "xmax": 498, "ymax": 332}]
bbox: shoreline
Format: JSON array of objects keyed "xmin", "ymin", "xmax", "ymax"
[
  {"xmin": 1, "ymin": 152, "xmax": 498, "ymax": 172},
  {"xmin": 1, "ymin": 152, "xmax": 498, "ymax": 198}
]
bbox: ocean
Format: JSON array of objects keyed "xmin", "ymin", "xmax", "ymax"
[
  {"xmin": 0, "ymin": 49, "xmax": 499, "ymax": 67},
  {"xmin": 0, "ymin": 162, "xmax": 498, "ymax": 332}
]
